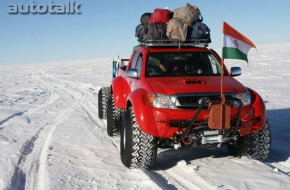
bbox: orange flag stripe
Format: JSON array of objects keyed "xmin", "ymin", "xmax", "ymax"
[{"xmin": 223, "ymin": 21, "xmax": 256, "ymax": 48}]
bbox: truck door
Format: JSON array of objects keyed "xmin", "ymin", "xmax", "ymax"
[{"xmin": 127, "ymin": 51, "xmax": 143, "ymax": 91}]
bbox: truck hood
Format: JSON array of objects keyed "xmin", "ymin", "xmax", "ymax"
[{"xmin": 145, "ymin": 76, "xmax": 246, "ymax": 95}]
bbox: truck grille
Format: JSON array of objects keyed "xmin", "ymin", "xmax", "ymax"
[{"xmin": 174, "ymin": 94, "xmax": 235, "ymax": 109}]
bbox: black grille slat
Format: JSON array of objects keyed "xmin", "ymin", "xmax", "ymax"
[
  {"xmin": 177, "ymin": 96, "xmax": 209, "ymax": 109},
  {"xmin": 177, "ymin": 96, "xmax": 201, "ymax": 109},
  {"xmin": 175, "ymin": 94, "xmax": 234, "ymax": 109}
]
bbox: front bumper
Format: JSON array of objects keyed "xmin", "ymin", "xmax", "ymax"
[{"xmin": 152, "ymin": 105, "xmax": 257, "ymax": 138}]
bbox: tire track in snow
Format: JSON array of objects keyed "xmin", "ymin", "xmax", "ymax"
[
  {"xmin": 8, "ymin": 71, "xmax": 93, "ymax": 190},
  {"xmin": 150, "ymin": 151, "xmax": 290, "ymax": 190},
  {"xmin": 0, "ymin": 70, "xmax": 56, "ymax": 130},
  {"xmin": 143, "ymin": 170, "xmax": 178, "ymax": 190},
  {"xmin": 35, "ymin": 74, "xmax": 92, "ymax": 190},
  {"xmin": 6, "ymin": 70, "xmax": 62, "ymax": 190},
  {"xmin": 37, "ymin": 94, "xmax": 89, "ymax": 190},
  {"xmin": 40, "ymin": 74, "xmax": 84, "ymax": 101},
  {"xmin": 80, "ymin": 100, "xmax": 120, "ymax": 149},
  {"xmin": 147, "ymin": 164, "xmax": 213, "ymax": 190},
  {"xmin": 9, "ymin": 127, "xmax": 44, "ymax": 190},
  {"xmin": 0, "ymin": 111, "xmax": 26, "ymax": 126},
  {"xmin": 1, "ymin": 71, "xmax": 44, "ymax": 189}
]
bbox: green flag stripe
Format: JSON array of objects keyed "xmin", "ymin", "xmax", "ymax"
[{"xmin": 222, "ymin": 47, "xmax": 248, "ymax": 62}]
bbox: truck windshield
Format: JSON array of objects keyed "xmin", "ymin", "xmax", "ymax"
[{"xmin": 146, "ymin": 52, "xmax": 224, "ymax": 77}]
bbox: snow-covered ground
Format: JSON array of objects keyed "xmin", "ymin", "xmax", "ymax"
[{"xmin": 1, "ymin": 43, "xmax": 290, "ymax": 190}]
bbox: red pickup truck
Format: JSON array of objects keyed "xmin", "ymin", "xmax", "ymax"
[{"xmin": 98, "ymin": 40, "xmax": 271, "ymax": 169}]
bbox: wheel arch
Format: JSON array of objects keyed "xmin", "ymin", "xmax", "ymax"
[
  {"xmin": 111, "ymin": 76, "xmax": 130, "ymax": 109},
  {"xmin": 125, "ymin": 88, "xmax": 159, "ymax": 137},
  {"xmin": 247, "ymin": 87, "xmax": 267, "ymax": 133}
]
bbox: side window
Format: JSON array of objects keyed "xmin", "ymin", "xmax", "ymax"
[
  {"xmin": 136, "ymin": 54, "xmax": 143, "ymax": 77},
  {"xmin": 208, "ymin": 54, "xmax": 221, "ymax": 74},
  {"xmin": 130, "ymin": 51, "xmax": 139, "ymax": 69}
]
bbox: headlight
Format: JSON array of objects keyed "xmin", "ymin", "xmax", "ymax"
[
  {"xmin": 235, "ymin": 91, "xmax": 251, "ymax": 106},
  {"xmin": 148, "ymin": 93, "xmax": 175, "ymax": 108}
]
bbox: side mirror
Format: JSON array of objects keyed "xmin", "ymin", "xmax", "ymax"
[
  {"xmin": 112, "ymin": 60, "xmax": 117, "ymax": 78},
  {"xmin": 126, "ymin": 69, "xmax": 138, "ymax": 79},
  {"xmin": 231, "ymin": 67, "xmax": 242, "ymax": 77}
]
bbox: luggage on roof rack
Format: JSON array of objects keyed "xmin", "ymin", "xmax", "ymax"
[
  {"xmin": 140, "ymin": 39, "xmax": 209, "ymax": 47},
  {"xmin": 135, "ymin": 4, "xmax": 211, "ymax": 45}
]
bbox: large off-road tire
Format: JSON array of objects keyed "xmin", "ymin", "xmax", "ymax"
[
  {"xmin": 227, "ymin": 120, "xmax": 271, "ymax": 161},
  {"xmin": 247, "ymin": 121, "xmax": 272, "ymax": 161},
  {"xmin": 107, "ymin": 95, "xmax": 122, "ymax": 137},
  {"xmin": 98, "ymin": 87, "xmax": 110, "ymax": 119},
  {"xmin": 120, "ymin": 107, "xmax": 158, "ymax": 169}
]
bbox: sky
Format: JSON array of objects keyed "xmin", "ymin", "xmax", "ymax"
[{"xmin": 1, "ymin": 0, "xmax": 290, "ymax": 65}]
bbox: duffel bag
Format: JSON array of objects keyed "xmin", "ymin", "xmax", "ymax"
[
  {"xmin": 140, "ymin": 12, "xmax": 151, "ymax": 26},
  {"xmin": 148, "ymin": 8, "xmax": 171, "ymax": 24},
  {"xmin": 173, "ymin": 3, "xmax": 203, "ymax": 26},
  {"xmin": 146, "ymin": 23, "xmax": 168, "ymax": 41},
  {"xmin": 135, "ymin": 24, "xmax": 146, "ymax": 42},
  {"xmin": 187, "ymin": 22, "xmax": 211, "ymax": 42},
  {"xmin": 166, "ymin": 18, "xmax": 188, "ymax": 42}
]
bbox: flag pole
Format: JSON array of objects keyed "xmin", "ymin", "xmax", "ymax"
[
  {"xmin": 220, "ymin": 22, "xmax": 227, "ymax": 130},
  {"xmin": 221, "ymin": 22, "xmax": 225, "ymax": 129},
  {"xmin": 220, "ymin": 58, "xmax": 226, "ymax": 129},
  {"xmin": 221, "ymin": 58, "xmax": 225, "ymax": 102}
]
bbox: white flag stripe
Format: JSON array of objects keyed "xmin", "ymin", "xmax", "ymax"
[{"xmin": 223, "ymin": 34, "xmax": 252, "ymax": 55}]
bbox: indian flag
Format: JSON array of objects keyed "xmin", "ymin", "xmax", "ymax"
[{"xmin": 222, "ymin": 22, "xmax": 256, "ymax": 62}]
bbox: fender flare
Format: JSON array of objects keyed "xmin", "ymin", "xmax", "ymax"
[
  {"xmin": 127, "ymin": 89, "xmax": 159, "ymax": 137},
  {"xmin": 111, "ymin": 76, "xmax": 130, "ymax": 109},
  {"xmin": 247, "ymin": 88, "xmax": 266, "ymax": 132}
]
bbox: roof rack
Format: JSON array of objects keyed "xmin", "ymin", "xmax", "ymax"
[{"xmin": 140, "ymin": 39, "xmax": 210, "ymax": 48}]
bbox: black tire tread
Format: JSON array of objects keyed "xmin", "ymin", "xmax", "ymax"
[
  {"xmin": 107, "ymin": 94, "xmax": 122, "ymax": 137},
  {"xmin": 247, "ymin": 122, "xmax": 271, "ymax": 161},
  {"xmin": 98, "ymin": 87, "xmax": 110, "ymax": 119},
  {"xmin": 121, "ymin": 107, "xmax": 157, "ymax": 169},
  {"xmin": 227, "ymin": 121, "xmax": 271, "ymax": 161}
]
